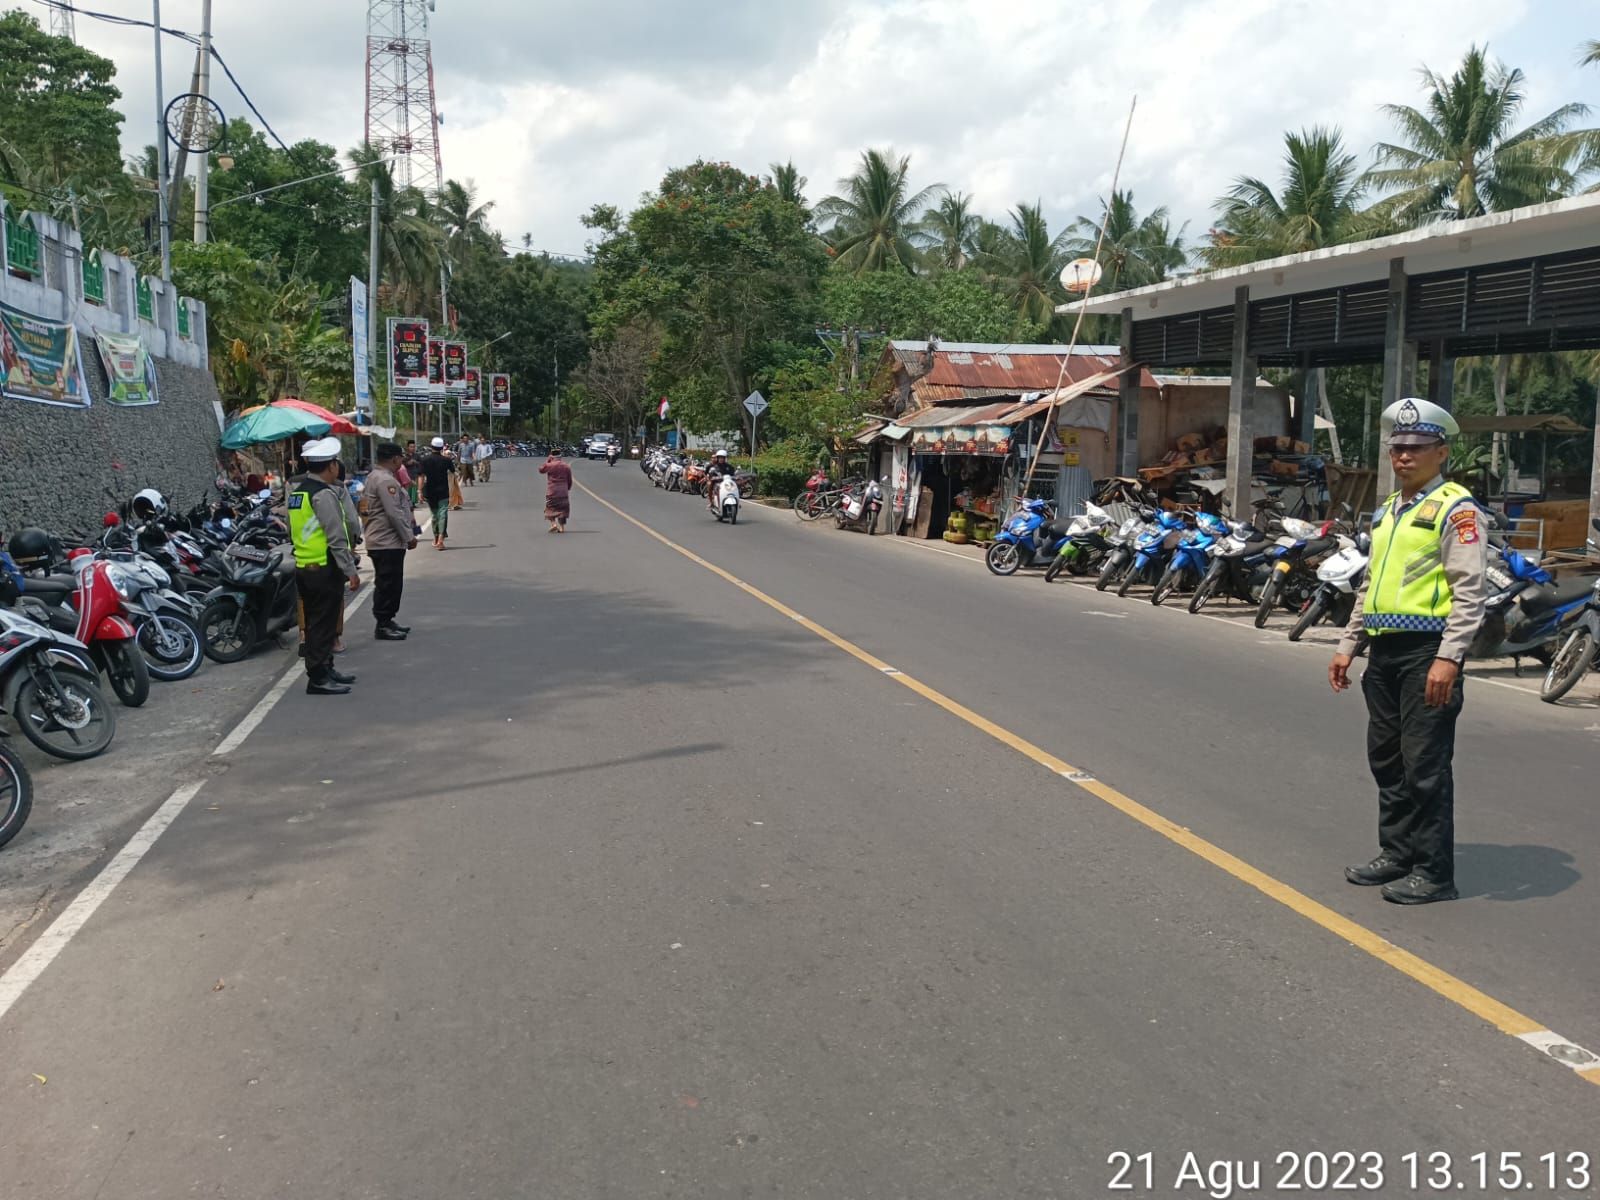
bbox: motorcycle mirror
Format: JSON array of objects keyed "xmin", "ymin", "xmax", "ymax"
[
  {"xmin": 1593, "ymin": 518, "xmax": 1600, "ymax": 533},
  {"xmin": 1356, "ymin": 532, "xmax": 1372, "ymax": 554}
]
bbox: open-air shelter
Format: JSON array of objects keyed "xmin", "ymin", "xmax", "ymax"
[{"xmin": 1067, "ymin": 193, "xmax": 1600, "ymax": 547}]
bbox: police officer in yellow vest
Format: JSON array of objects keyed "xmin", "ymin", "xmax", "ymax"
[
  {"xmin": 1330, "ymin": 398, "xmax": 1486, "ymax": 904},
  {"xmin": 290, "ymin": 437, "xmax": 362, "ymax": 695}
]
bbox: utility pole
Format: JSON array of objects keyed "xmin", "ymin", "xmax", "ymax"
[
  {"xmin": 192, "ymin": 0, "xmax": 214, "ymax": 243},
  {"xmin": 367, "ymin": 176, "xmax": 380, "ymax": 415},
  {"xmin": 152, "ymin": 0, "xmax": 173, "ymax": 281},
  {"xmin": 553, "ymin": 350, "xmax": 561, "ymax": 445}
]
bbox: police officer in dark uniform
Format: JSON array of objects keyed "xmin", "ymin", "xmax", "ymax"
[
  {"xmin": 1329, "ymin": 398, "xmax": 1487, "ymax": 904},
  {"xmin": 290, "ymin": 437, "xmax": 362, "ymax": 695}
]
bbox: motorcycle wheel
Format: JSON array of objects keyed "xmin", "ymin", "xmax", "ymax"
[
  {"xmin": 1116, "ymin": 563, "xmax": 1140, "ymax": 598},
  {"xmin": 200, "ymin": 597, "xmax": 258, "ymax": 664},
  {"xmin": 730, "ymin": 507, "xmax": 738, "ymax": 526},
  {"xmin": 1540, "ymin": 628, "xmax": 1597, "ymax": 704},
  {"xmin": 1287, "ymin": 595, "xmax": 1328, "ymax": 643},
  {"xmin": 1188, "ymin": 572, "xmax": 1219, "ymax": 614},
  {"xmin": 1151, "ymin": 565, "xmax": 1181, "ymax": 607},
  {"xmin": 1065, "ymin": 551, "xmax": 1093, "ymax": 577},
  {"xmin": 0, "ymin": 744, "xmax": 32, "ymax": 849},
  {"xmin": 794, "ymin": 493, "xmax": 823, "ymax": 521},
  {"xmin": 1253, "ymin": 577, "xmax": 1280, "ymax": 629},
  {"xmin": 985, "ymin": 542, "xmax": 1021, "ymax": 577},
  {"xmin": 1095, "ymin": 555, "xmax": 1119, "ymax": 592},
  {"xmin": 136, "ymin": 614, "xmax": 204, "ymax": 681},
  {"xmin": 103, "ymin": 641, "xmax": 151, "ymax": 707},
  {"xmin": 1044, "ymin": 553, "xmax": 1067, "ymax": 584},
  {"xmin": 16, "ymin": 665, "xmax": 116, "ymax": 761}
]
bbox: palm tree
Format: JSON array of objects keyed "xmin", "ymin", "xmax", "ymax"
[
  {"xmin": 1205, "ymin": 127, "xmax": 1376, "ymax": 268},
  {"xmin": 916, "ymin": 192, "xmax": 981, "ymax": 270},
  {"xmin": 815, "ymin": 148, "xmax": 943, "ymax": 273},
  {"xmin": 975, "ymin": 201, "xmax": 1071, "ymax": 329},
  {"xmin": 1369, "ymin": 46, "xmax": 1591, "ymax": 223},
  {"xmin": 1582, "ymin": 39, "xmax": 1600, "ymax": 66},
  {"xmin": 1063, "ymin": 190, "xmax": 1188, "ymax": 290},
  {"xmin": 350, "ymin": 145, "xmax": 446, "ymax": 319},
  {"xmin": 434, "ymin": 179, "xmax": 499, "ymax": 264},
  {"xmin": 769, "ymin": 161, "xmax": 808, "ymax": 209}
]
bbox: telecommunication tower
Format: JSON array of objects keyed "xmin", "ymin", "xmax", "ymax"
[
  {"xmin": 48, "ymin": 0, "xmax": 76, "ymax": 41},
  {"xmin": 364, "ymin": 0, "xmax": 444, "ymax": 194}
]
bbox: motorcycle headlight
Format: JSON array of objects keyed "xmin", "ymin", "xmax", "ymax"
[{"xmin": 105, "ymin": 564, "xmax": 137, "ymax": 599}]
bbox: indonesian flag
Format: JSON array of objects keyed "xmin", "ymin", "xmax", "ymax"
[{"xmin": 658, "ymin": 397, "xmax": 670, "ymax": 419}]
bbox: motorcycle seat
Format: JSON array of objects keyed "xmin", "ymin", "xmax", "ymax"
[
  {"xmin": 21, "ymin": 576, "xmax": 76, "ymax": 600},
  {"xmin": 1519, "ymin": 576, "xmax": 1594, "ymax": 617},
  {"xmin": 1301, "ymin": 536, "xmax": 1339, "ymax": 559}
]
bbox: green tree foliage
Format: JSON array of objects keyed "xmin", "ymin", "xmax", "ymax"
[
  {"xmin": 0, "ymin": 11, "xmax": 124, "ymax": 194},
  {"xmin": 820, "ymin": 266, "xmax": 1040, "ymax": 343},
  {"xmin": 916, "ymin": 192, "xmax": 981, "ymax": 271},
  {"xmin": 815, "ymin": 148, "xmax": 942, "ymax": 273},
  {"xmin": 977, "ymin": 201, "xmax": 1073, "ymax": 329},
  {"xmin": 1063, "ymin": 190, "xmax": 1188, "ymax": 290},
  {"xmin": 1369, "ymin": 46, "xmax": 1594, "ymax": 222},
  {"xmin": 585, "ymin": 160, "xmax": 828, "ymax": 433}
]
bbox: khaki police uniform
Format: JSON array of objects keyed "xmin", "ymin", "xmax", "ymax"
[{"xmin": 362, "ymin": 464, "xmax": 414, "ymax": 632}]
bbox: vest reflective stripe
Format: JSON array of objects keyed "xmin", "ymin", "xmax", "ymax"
[{"xmin": 1362, "ymin": 481, "xmax": 1471, "ymax": 637}]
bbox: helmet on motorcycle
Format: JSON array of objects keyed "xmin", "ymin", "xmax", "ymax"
[
  {"xmin": 713, "ymin": 449, "xmax": 728, "ymax": 459},
  {"xmin": 131, "ymin": 488, "xmax": 168, "ymax": 521},
  {"xmin": 8, "ymin": 526, "xmax": 53, "ymax": 571}
]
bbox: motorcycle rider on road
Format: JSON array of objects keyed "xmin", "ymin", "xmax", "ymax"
[{"xmin": 704, "ymin": 449, "xmax": 736, "ymax": 513}]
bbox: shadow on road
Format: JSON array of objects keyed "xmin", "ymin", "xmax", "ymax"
[{"xmin": 1456, "ymin": 842, "xmax": 1582, "ymax": 901}]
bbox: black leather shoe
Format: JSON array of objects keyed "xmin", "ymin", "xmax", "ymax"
[
  {"xmin": 375, "ymin": 624, "xmax": 408, "ymax": 641},
  {"xmin": 327, "ymin": 667, "xmax": 358, "ymax": 685},
  {"xmin": 1381, "ymin": 874, "xmax": 1459, "ymax": 904},
  {"xmin": 306, "ymin": 678, "xmax": 351, "ymax": 695},
  {"xmin": 1345, "ymin": 854, "xmax": 1410, "ymax": 886}
]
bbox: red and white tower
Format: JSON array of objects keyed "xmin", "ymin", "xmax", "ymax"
[{"xmin": 364, "ymin": 0, "xmax": 444, "ymax": 194}]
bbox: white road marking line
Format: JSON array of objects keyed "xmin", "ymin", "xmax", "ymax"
[
  {"xmin": 1471, "ymin": 675, "xmax": 1543, "ymax": 696},
  {"xmin": 1082, "ymin": 610, "xmax": 1128, "ymax": 619},
  {"xmin": 1516, "ymin": 1029, "xmax": 1600, "ymax": 1073},
  {"xmin": 0, "ymin": 566, "xmax": 380, "ymax": 1019}
]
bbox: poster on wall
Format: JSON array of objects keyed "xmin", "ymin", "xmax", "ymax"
[
  {"xmin": 388, "ymin": 318, "xmax": 429, "ymax": 397},
  {"xmin": 92, "ymin": 329, "xmax": 158, "ymax": 406},
  {"xmin": 461, "ymin": 366, "xmax": 483, "ymax": 414},
  {"xmin": 489, "ymin": 373, "xmax": 511, "ymax": 414},
  {"xmin": 0, "ymin": 302, "xmax": 90, "ymax": 407},
  {"xmin": 427, "ymin": 338, "xmax": 445, "ymax": 401},
  {"xmin": 443, "ymin": 342, "xmax": 467, "ymax": 400},
  {"xmin": 909, "ymin": 425, "xmax": 1011, "ymax": 455}
]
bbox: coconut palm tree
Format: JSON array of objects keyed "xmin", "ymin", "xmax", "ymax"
[
  {"xmin": 975, "ymin": 201, "xmax": 1071, "ymax": 329},
  {"xmin": 434, "ymin": 178, "xmax": 499, "ymax": 264},
  {"xmin": 769, "ymin": 161, "xmax": 808, "ymax": 209},
  {"xmin": 1063, "ymin": 190, "xmax": 1188, "ymax": 290},
  {"xmin": 1204, "ymin": 127, "xmax": 1377, "ymax": 268},
  {"xmin": 916, "ymin": 192, "xmax": 981, "ymax": 270},
  {"xmin": 1582, "ymin": 39, "xmax": 1600, "ymax": 67},
  {"xmin": 351, "ymin": 145, "xmax": 447, "ymax": 319},
  {"xmin": 815, "ymin": 148, "xmax": 943, "ymax": 273},
  {"xmin": 1368, "ymin": 45, "xmax": 1592, "ymax": 223}
]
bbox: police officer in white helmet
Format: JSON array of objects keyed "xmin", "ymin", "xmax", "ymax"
[{"xmin": 1329, "ymin": 398, "xmax": 1486, "ymax": 904}]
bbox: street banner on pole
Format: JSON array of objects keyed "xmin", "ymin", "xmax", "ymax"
[
  {"xmin": 92, "ymin": 329, "xmax": 158, "ymax": 406},
  {"xmin": 426, "ymin": 338, "xmax": 445, "ymax": 402},
  {"xmin": 351, "ymin": 279, "xmax": 371, "ymax": 413},
  {"xmin": 489, "ymin": 373, "xmax": 511, "ymax": 415},
  {"xmin": 443, "ymin": 341, "xmax": 467, "ymax": 400},
  {"xmin": 461, "ymin": 366, "xmax": 483, "ymax": 414},
  {"xmin": 1, "ymin": 301, "xmax": 90, "ymax": 407},
  {"xmin": 388, "ymin": 317, "xmax": 429, "ymax": 398}
]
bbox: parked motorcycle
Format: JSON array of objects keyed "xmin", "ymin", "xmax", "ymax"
[
  {"xmin": 1152, "ymin": 511, "xmax": 1230, "ymax": 606},
  {"xmin": 0, "ymin": 737, "xmax": 31, "ymax": 850},
  {"xmin": 1465, "ymin": 538, "xmax": 1593, "ymax": 666},
  {"xmin": 0, "ymin": 604, "xmax": 116, "ymax": 761},
  {"xmin": 15, "ymin": 555, "xmax": 151, "ymax": 706},
  {"xmin": 1116, "ymin": 507, "xmax": 1191, "ymax": 597},
  {"xmin": 1043, "ymin": 504, "xmax": 1115, "ymax": 583},
  {"xmin": 198, "ymin": 542, "xmax": 300, "ymax": 663},
  {"xmin": 1287, "ymin": 533, "xmax": 1370, "ymax": 642},
  {"xmin": 1253, "ymin": 517, "xmax": 1347, "ymax": 628},
  {"xmin": 986, "ymin": 498, "xmax": 1061, "ymax": 576},
  {"xmin": 94, "ymin": 549, "xmax": 205, "ymax": 681},
  {"xmin": 1094, "ymin": 510, "xmax": 1151, "ymax": 592},
  {"xmin": 835, "ymin": 478, "xmax": 886, "ymax": 534},
  {"xmin": 712, "ymin": 473, "xmax": 742, "ymax": 524},
  {"xmin": 1539, "ymin": 519, "xmax": 1600, "ymax": 702}
]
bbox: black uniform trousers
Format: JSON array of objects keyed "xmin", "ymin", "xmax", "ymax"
[
  {"xmin": 1361, "ymin": 632, "xmax": 1464, "ymax": 884},
  {"xmin": 369, "ymin": 548, "xmax": 405, "ymax": 627},
  {"xmin": 296, "ymin": 564, "xmax": 344, "ymax": 679}
]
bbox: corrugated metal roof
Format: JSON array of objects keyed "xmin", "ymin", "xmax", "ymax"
[
  {"xmin": 897, "ymin": 402, "xmax": 1019, "ymax": 428},
  {"xmin": 924, "ymin": 350, "xmax": 1122, "ymax": 389},
  {"xmin": 889, "ymin": 341, "xmax": 1121, "ymax": 355},
  {"xmin": 913, "ymin": 382, "xmax": 1023, "ymax": 403}
]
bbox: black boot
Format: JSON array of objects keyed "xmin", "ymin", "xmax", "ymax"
[
  {"xmin": 1345, "ymin": 854, "xmax": 1410, "ymax": 886},
  {"xmin": 375, "ymin": 623, "xmax": 408, "ymax": 640},
  {"xmin": 306, "ymin": 673, "xmax": 351, "ymax": 695},
  {"xmin": 327, "ymin": 667, "xmax": 358, "ymax": 685},
  {"xmin": 1381, "ymin": 874, "xmax": 1459, "ymax": 905}
]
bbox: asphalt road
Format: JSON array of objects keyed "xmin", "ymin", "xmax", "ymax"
[{"xmin": 1, "ymin": 459, "xmax": 1596, "ymax": 1200}]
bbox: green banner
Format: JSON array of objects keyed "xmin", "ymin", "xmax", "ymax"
[
  {"xmin": 0, "ymin": 302, "xmax": 89, "ymax": 408},
  {"xmin": 93, "ymin": 329, "xmax": 158, "ymax": 407}
]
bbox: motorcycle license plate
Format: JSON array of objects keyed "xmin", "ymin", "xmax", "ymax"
[{"xmin": 226, "ymin": 545, "xmax": 269, "ymax": 563}]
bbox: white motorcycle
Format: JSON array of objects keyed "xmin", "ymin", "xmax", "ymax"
[
  {"xmin": 712, "ymin": 474, "xmax": 741, "ymax": 524},
  {"xmin": 1287, "ymin": 531, "xmax": 1369, "ymax": 642}
]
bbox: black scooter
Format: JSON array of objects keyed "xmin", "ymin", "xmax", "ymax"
[{"xmin": 197, "ymin": 543, "xmax": 300, "ymax": 663}]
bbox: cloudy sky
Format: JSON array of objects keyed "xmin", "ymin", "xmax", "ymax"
[{"xmin": 43, "ymin": 0, "xmax": 1600, "ymax": 258}]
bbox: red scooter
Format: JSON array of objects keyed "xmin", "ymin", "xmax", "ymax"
[{"xmin": 19, "ymin": 549, "xmax": 151, "ymax": 707}]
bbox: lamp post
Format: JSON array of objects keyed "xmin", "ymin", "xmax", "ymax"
[
  {"xmin": 152, "ymin": 0, "xmax": 172, "ymax": 281},
  {"xmin": 474, "ymin": 331, "xmax": 512, "ymax": 439}
]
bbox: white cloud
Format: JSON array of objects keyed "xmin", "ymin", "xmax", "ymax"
[{"xmin": 58, "ymin": 0, "xmax": 1596, "ymax": 260}]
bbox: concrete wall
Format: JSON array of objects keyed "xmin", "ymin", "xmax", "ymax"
[
  {"xmin": 0, "ymin": 352, "xmax": 224, "ymax": 539},
  {"xmin": 1139, "ymin": 380, "xmax": 1292, "ymax": 464}
]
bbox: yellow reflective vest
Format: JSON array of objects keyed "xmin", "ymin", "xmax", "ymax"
[{"xmin": 1362, "ymin": 481, "xmax": 1474, "ymax": 636}]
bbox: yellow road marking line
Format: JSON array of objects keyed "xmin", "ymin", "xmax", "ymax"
[{"xmin": 579, "ymin": 481, "xmax": 1600, "ymax": 1087}]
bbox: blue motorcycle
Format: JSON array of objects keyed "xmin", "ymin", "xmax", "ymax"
[
  {"xmin": 1467, "ymin": 538, "xmax": 1593, "ymax": 666},
  {"xmin": 985, "ymin": 499, "xmax": 1063, "ymax": 576},
  {"xmin": 1151, "ymin": 511, "xmax": 1229, "ymax": 606},
  {"xmin": 1116, "ymin": 508, "xmax": 1191, "ymax": 597}
]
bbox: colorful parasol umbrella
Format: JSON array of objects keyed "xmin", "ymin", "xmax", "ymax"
[
  {"xmin": 238, "ymin": 398, "xmax": 359, "ymax": 436},
  {"xmin": 220, "ymin": 405, "xmax": 332, "ymax": 449}
]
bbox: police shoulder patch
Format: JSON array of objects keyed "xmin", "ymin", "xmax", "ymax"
[
  {"xmin": 1414, "ymin": 499, "xmax": 1442, "ymax": 525},
  {"xmin": 1449, "ymin": 508, "xmax": 1479, "ymax": 544},
  {"xmin": 387, "ymin": 484, "xmax": 398, "ymax": 495}
]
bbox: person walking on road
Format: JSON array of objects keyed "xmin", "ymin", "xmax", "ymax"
[
  {"xmin": 540, "ymin": 446, "xmax": 573, "ymax": 533},
  {"xmin": 289, "ymin": 438, "xmax": 361, "ymax": 695},
  {"xmin": 418, "ymin": 436, "xmax": 456, "ymax": 549},
  {"xmin": 476, "ymin": 435, "xmax": 493, "ymax": 483},
  {"xmin": 402, "ymin": 440, "xmax": 422, "ymax": 508},
  {"xmin": 457, "ymin": 435, "xmax": 476, "ymax": 487},
  {"xmin": 1329, "ymin": 398, "xmax": 1486, "ymax": 905},
  {"xmin": 362, "ymin": 442, "xmax": 416, "ymax": 641}
]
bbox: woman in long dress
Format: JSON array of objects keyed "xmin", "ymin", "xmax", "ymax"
[{"xmin": 540, "ymin": 447, "xmax": 573, "ymax": 532}]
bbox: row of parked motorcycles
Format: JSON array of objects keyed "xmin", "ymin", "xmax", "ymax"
[
  {"xmin": 0, "ymin": 481, "xmax": 307, "ymax": 850},
  {"xmin": 985, "ymin": 481, "xmax": 1600, "ymax": 704},
  {"xmin": 640, "ymin": 448, "xmax": 759, "ymax": 525}
]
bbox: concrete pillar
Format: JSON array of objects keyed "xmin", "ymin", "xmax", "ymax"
[
  {"xmin": 1589, "ymin": 403, "xmax": 1600, "ymax": 557},
  {"xmin": 1293, "ymin": 361, "xmax": 1315, "ymax": 446},
  {"xmin": 1377, "ymin": 258, "xmax": 1415, "ymax": 497},
  {"xmin": 1426, "ymin": 339, "xmax": 1454, "ymax": 411},
  {"xmin": 1226, "ymin": 285, "xmax": 1257, "ymax": 518},
  {"xmin": 1117, "ymin": 306, "xmax": 1140, "ymax": 476}
]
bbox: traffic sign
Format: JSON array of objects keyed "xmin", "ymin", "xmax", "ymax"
[{"xmin": 743, "ymin": 391, "xmax": 768, "ymax": 417}]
